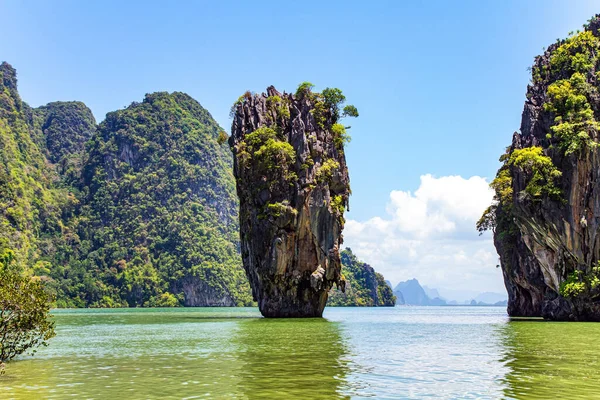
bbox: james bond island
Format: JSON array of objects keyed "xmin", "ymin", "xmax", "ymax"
[
  {"xmin": 229, "ymin": 84, "xmax": 358, "ymax": 317},
  {"xmin": 479, "ymin": 15, "xmax": 600, "ymax": 321}
]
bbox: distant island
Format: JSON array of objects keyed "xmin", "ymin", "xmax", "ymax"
[{"xmin": 392, "ymin": 278, "xmax": 507, "ymax": 306}]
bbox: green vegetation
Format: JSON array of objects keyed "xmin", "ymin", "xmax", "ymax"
[
  {"xmin": 480, "ymin": 22, "xmax": 600, "ymax": 291},
  {"xmin": 549, "ymin": 30, "xmax": 599, "ymax": 75},
  {"xmin": 295, "ymin": 81, "xmax": 315, "ymax": 98},
  {"xmin": 0, "ymin": 268, "xmax": 56, "ymax": 368},
  {"xmin": 237, "ymin": 126, "xmax": 297, "ymax": 187},
  {"xmin": 328, "ymin": 249, "xmax": 395, "ymax": 306},
  {"xmin": 530, "ymin": 29, "xmax": 600, "ymax": 155},
  {"xmin": 229, "ymin": 91, "xmax": 251, "ymax": 118},
  {"xmin": 0, "ymin": 61, "xmax": 253, "ymax": 309},
  {"xmin": 264, "ymin": 201, "xmax": 297, "ymax": 219},
  {"xmin": 217, "ymin": 130, "xmax": 229, "ymax": 145},
  {"xmin": 291, "ymin": 82, "xmax": 358, "ymax": 133},
  {"xmin": 544, "ymin": 72, "xmax": 599, "ymax": 155},
  {"xmin": 560, "ymin": 265, "xmax": 600, "ymax": 298},
  {"xmin": 331, "ymin": 195, "xmax": 345, "ymax": 215},
  {"xmin": 508, "ymin": 147, "xmax": 562, "ymax": 200},
  {"xmin": 61, "ymin": 92, "xmax": 252, "ymax": 307},
  {"xmin": 331, "ymin": 123, "xmax": 351, "ymax": 150},
  {"xmin": 316, "ymin": 159, "xmax": 340, "ymax": 184},
  {"xmin": 342, "ymin": 105, "xmax": 359, "ymax": 118},
  {"xmin": 0, "ymin": 62, "xmax": 67, "ymax": 275},
  {"xmin": 33, "ymin": 101, "xmax": 97, "ymax": 178},
  {"xmin": 477, "ymin": 146, "xmax": 560, "ymax": 236}
]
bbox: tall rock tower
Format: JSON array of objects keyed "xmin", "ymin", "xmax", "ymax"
[{"xmin": 229, "ymin": 84, "xmax": 357, "ymax": 317}]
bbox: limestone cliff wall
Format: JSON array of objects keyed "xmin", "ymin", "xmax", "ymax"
[{"xmin": 490, "ymin": 15, "xmax": 600, "ymax": 320}]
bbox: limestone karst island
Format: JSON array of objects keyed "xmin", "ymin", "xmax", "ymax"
[{"xmin": 2, "ymin": 2, "xmax": 600, "ymax": 399}]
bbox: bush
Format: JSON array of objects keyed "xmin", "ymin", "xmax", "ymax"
[
  {"xmin": 508, "ymin": 146, "xmax": 562, "ymax": 200},
  {"xmin": 544, "ymin": 73, "xmax": 599, "ymax": 155},
  {"xmin": 217, "ymin": 131, "xmax": 229, "ymax": 145},
  {"xmin": 0, "ymin": 270, "xmax": 56, "ymax": 368},
  {"xmin": 331, "ymin": 123, "xmax": 351, "ymax": 150},
  {"xmin": 342, "ymin": 105, "xmax": 359, "ymax": 118},
  {"xmin": 295, "ymin": 82, "xmax": 315, "ymax": 98},
  {"xmin": 316, "ymin": 159, "xmax": 340, "ymax": 184}
]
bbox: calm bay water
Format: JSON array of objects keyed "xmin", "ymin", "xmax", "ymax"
[{"xmin": 2, "ymin": 306, "xmax": 600, "ymax": 399}]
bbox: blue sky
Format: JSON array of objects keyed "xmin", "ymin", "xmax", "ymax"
[{"xmin": 2, "ymin": 1, "xmax": 599, "ymax": 295}]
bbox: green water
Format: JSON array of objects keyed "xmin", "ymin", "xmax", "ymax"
[{"xmin": 1, "ymin": 307, "xmax": 600, "ymax": 399}]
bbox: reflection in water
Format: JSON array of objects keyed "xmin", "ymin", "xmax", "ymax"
[
  {"xmin": 8, "ymin": 307, "xmax": 600, "ymax": 399},
  {"xmin": 234, "ymin": 318, "xmax": 349, "ymax": 399},
  {"xmin": 499, "ymin": 320, "xmax": 600, "ymax": 399},
  {"xmin": 0, "ymin": 308, "xmax": 258, "ymax": 399}
]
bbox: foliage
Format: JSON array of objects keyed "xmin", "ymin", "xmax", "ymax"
[
  {"xmin": 295, "ymin": 82, "xmax": 315, "ymax": 98},
  {"xmin": 294, "ymin": 83, "xmax": 358, "ymax": 134},
  {"xmin": 478, "ymin": 146, "xmax": 560, "ymax": 236},
  {"xmin": 315, "ymin": 159, "xmax": 339, "ymax": 184},
  {"xmin": 508, "ymin": 147, "xmax": 562, "ymax": 200},
  {"xmin": 328, "ymin": 248, "xmax": 395, "ymax": 306},
  {"xmin": 342, "ymin": 105, "xmax": 359, "ymax": 118},
  {"xmin": 229, "ymin": 91, "xmax": 251, "ymax": 118},
  {"xmin": 264, "ymin": 201, "xmax": 297, "ymax": 219},
  {"xmin": 65, "ymin": 92, "xmax": 253, "ymax": 307},
  {"xmin": 240, "ymin": 126, "xmax": 296, "ymax": 178},
  {"xmin": 0, "ymin": 63, "xmax": 254, "ymax": 309},
  {"xmin": 331, "ymin": 195, "xmax": 345, "ymax": 215},
  {"xmin": 217, "ymin": 130, "xmax": 229, "ymax": 145},
  {"xmin": 322, "ymin": 88, "xmax": 345, "ymax": 120},
  {"xmin": 0, "ymin": 269, "xmax": 56, "ymax": 365},
  {"xmin": 549, "ymin": 30, "xmax": 600, "ymax": 75},
  {"xmin": 559, "ymin": 265, "xmax": 600, "ymax": 298},
  {"xmin": 543, "ymin": 72, "xmax": 599, "ymax": 155},
  {"xmin": 34, "ymin": 101, "xmax": 97, "ymax": 175},
  {"xmin": 0, "ymin": 62, "xmax": 69, "ymax": 274},
  {"xmin": 331, "ymin": 123, "xmax": 351, "ymax": 150},
  {"xmin": 477, "ymin": 152, "xmax": 515, "ymax": 235}
]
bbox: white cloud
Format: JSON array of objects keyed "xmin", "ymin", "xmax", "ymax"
[{"xmin": 343, "ymin": 174, "xmax": 506, "ymax": 295}]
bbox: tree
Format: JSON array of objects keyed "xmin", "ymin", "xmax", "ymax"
[
  {"xmin": 342, "ymin": 105, "xmax": 359, "ymax": 118},
  {"xmin": 0, "ymin": 270, "xmax": 56, "ymax": 372}
]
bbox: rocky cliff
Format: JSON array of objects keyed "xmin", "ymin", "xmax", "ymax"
[
  {"xmin": 230, "ymin": 84, "xmax": 357, "ymax": 317},
  {"xmin": 328, "ymin": 248, "xmax": 396, "ymax": 306},
  {"xmin": 480, "ymin": 15, "xmax": 600, "ymax": 320}
]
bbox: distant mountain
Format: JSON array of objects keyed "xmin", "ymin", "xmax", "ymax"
[
  {"xmin": 394, "ymin": 279, "xmax": 507, "ymax": 306},
  {"xmin": 429, "ymin": 297, "xmax": 447, "ymax": 306},
  {"xmin": 474, "ymin": 292, "xmax": 508, "ymax": 305},
  {"xmin": 394, "ymin": 279, "xmax": 437, "ymax": 306},
  {"xmin": 395, "ymin": 290, "xmax": 405, "ymax": 305},
  {"xmin": 422, "ymin": 285, "xmax": 442, "ymax": 300}
]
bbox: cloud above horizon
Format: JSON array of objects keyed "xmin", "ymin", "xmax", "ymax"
[{"xmin": 343, "ymin": 174, "xmax": 505, "ymax": 294}]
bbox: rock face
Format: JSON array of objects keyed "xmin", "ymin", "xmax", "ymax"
[
  {"xmin": 483, "ymin": 15, "xmax": 600, "ymax": 320},
  {"xmin": 230, "ymin": 85, "xmax": 354, "ymax": 317}
]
